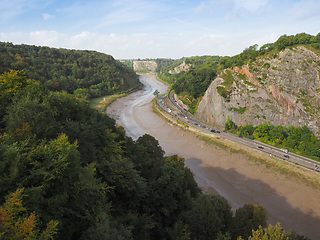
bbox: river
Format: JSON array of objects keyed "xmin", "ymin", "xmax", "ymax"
[{"xmin": 106, "ymin": 74, "xmax": 320, "ymax": 239}]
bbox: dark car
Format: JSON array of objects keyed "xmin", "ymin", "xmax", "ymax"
[
  {"xmin": 216, "ymin": 131, "xmax": 220, "ymax": 133},
  {"xmin": 258, "ymin": 146, "xmax": 264, "ymax": 149},
  {"xmin": 210, "ymin": 129, "xmax": 216, "ymax": 133},
  {"xmin": 238, "ymin": 135, "xmax": 243, "ymax": 138},
  {"xmin": 284, "ymin": 155, "xmax": 290, "ymax": 158}
]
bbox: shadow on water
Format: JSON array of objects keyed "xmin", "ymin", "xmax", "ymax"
[{"xmin": 186, "ymin": 157, "xmax": 320, "ymax": 240}]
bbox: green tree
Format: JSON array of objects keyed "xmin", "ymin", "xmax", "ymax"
[
  {"xmin": 275, "ymin": 35, "xmax": 293, "ymax": 50},
  {"xmin": 0, "ymin": 188, "xmax": 58, "ymax": 240},
  {"xmin": 252, "ymin": 123, "xmax": 271, "ymax": 142},
  {"xmin": 225, "ymin": 116, "xmax": 237, "ymax": 131},
  {"xmin": 186, "ymin": 194, "xmax": 233, "ymax": 240},
  {"xmin": 0, "ymin": 70, "xmax": 31, "ymax": 127},
  {"xmin": 247, "ymin": 223, "xmax": 288, "ymax": 240},
  {"xmin": 232, "ymin": 204, "xmax": 267, "ymax": 240}
]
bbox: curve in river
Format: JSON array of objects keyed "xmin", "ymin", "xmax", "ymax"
[{"xmin": 106, "ymin": 74, "xmax": 320, "ymax": 239}]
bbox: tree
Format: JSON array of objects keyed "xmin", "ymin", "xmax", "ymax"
[
  {"xmin": 225, "ymin": 116, "xmax": 237, "ymax": 131},
  {"xmin": 153, "ymin": 90, "xmax": 159, "ymax": 96},
  {"xmin": 237, "ymin": 125, "xmax": 255, "ymax": 139},
  {"xmin": 252, "ymin": 123, "xmax": 271, "ymax": 142},
  {"xmin": 149, "ymin": 161, "xmax": 186, "ymax": 238},
  {"xmin": 275, "ymin": 35, "xmax": 292, "ymax": 50},
  {"xmin": 186, "ymin": 194, "xmax": 233, "ymax": 240},
  {"xmin": 0, "ymin": 70, "xmax": 31, "ymax": 127},
  {"xmin": 0, "ymin": 188, "xmax": 58, "ymax": 240},
  {"xmin": 248, "ymin": 223, "xmax": 288, "ymax": 240},
  {"xmin": 232, "ymin": 204, "xmax": 267, "ymax": 240},
  {"xmin": 135, "ymin": 134, "xmax": 165, "ymax": 161}
]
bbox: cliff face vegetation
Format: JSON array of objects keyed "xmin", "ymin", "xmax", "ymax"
[{"xmin": 197, "ymin": 46, "xmax": 320, "ymax": 136}]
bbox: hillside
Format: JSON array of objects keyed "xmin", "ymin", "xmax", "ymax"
[
  {"xmin": 0, "ymin": 42, "xmax": 141, "ymax": 98},
  {"xmin": 197, "ymin": 46, "xmax": 320, "ymax": 136}
]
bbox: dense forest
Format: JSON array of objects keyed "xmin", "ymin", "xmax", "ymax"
[{"xmin": 0, "ymin": 42, "xmax": 141, "ymax": 99}]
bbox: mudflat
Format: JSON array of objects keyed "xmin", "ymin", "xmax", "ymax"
[{"xmin": 106, "ymin": 74, "xmax": 320, "ymax": 239}]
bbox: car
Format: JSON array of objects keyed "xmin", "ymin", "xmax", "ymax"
[
  {"xmin": 210, "ymin": 129, "xmax": 216, "ymax": 133},
  {"xmin": 187, "ymin": 121, "xmax": 190, "ymax": 123},
  {"xmin": 284, "ymin": 155, "xmax": 290, "ymax": 158},
  {"xmin": 258, "ymin": 146, "xmax": 264, "ymax": 149},
  {"xmin": 223, "ymin": 130, "xmax": 226, "ymax": 133},
  {"xmin": 238, "ymin": 135, "xmax": 243, "ymax": 138},
  {"xmin": 216, "ymin": 131, "xmax": 220, "ymax": 133}
]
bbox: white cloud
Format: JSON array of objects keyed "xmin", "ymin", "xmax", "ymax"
[
  {"xmin": 0, "ymin": 29, "xmax": 284, "ymax": 59},
  {"xmin": 234, "ymin": 0, "xmax": 267, "ymax": 12},
  {"xmin": 42, "ymin": 13, "xmax": 55, "ymax": 21},
  {"xmin": 0, "ymin": 31, "xmax": 67, "ymax": 47}
]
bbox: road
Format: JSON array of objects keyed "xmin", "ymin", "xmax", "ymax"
[{"xmin": 157, "ymin": 92, "xmax": 320, "ymax": 173}]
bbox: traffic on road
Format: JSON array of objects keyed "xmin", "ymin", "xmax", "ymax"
[{"xmin": 156, "ymin": 92, "xmax": 320, "ymax": 173}]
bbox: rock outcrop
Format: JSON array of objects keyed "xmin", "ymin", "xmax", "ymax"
[
  {"xmin": 169, "ymin": 61, "xmax": 192, "ymax": 74},
  {"xmin": 133, "ymin": 60, "xmax": 157, "ymax": 72},
  {"xmin": 196, "ymin": 46, "xmax": 320, "ymax": 136}
]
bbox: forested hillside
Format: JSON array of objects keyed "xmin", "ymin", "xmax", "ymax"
[{"xmin": 0, "ymin": 42, "xmax": 141, "ymax": 99}]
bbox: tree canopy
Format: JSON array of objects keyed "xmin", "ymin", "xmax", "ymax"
[{"xmin": 0, "ymin": 42, "xmax": 141, "ymax": 99}]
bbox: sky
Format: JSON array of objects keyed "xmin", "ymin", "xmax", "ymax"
[{"xmin": 0, "ymin": 0, "xmax": 319, "ymax": 59}]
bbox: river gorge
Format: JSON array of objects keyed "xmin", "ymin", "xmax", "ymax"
[{"xmin": 106, "ymin": 74, "xmax": 320, "ymax": 239}]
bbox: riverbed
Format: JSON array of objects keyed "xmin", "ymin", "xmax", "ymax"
[{"xmin": 106, "ymin": 73, "xmax": 320, "ymax": 239}]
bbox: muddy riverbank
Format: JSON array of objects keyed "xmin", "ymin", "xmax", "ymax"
[{"xmin": 106, "ymin": 74, "xmax": 320, "ymax": 239}]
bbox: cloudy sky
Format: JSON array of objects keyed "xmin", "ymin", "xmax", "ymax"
[{"xmin": 0, "ymin": 0, "xmax": 319, "ymax": 59}]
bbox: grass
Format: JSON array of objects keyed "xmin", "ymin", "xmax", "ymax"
[
  {"xmin": 90, "ymin": 85, "xmax": 142, "ymax": 112},
  {"xmin": 90, "ymin": 93, "xmax": 127, "ymax": 112}
]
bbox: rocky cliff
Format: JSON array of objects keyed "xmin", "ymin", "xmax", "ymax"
[
  {"xmin": 133, "ymin": 60, "xmax": 157, "ymax": 72},
  {"xmin": 196, "ymin": 46, "xmax": 320, "ymax": 136},
  {"xmin": 168, "ymin": 61, "xmax": 193, "ymax": 74}
]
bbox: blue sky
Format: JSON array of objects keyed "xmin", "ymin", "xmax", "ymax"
[{"xmin": 0, "ymin": 0, "xmax": 319, "ymax": 59}]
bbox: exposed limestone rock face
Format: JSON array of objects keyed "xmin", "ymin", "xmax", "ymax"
[
  {"xmin": 173, "ymin": 93, "xmax": 189, "ymax": 110},
  {"xmin": 196, "ymin": 46, "xmax": 320, "ymax": 136},
  {"xmin": 169, "ymin": 61, "xmax": 192, "ymax": 74},
  {"xmin": 133, "ymin": 60, "xmax": 157, "ymax": 72}
]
